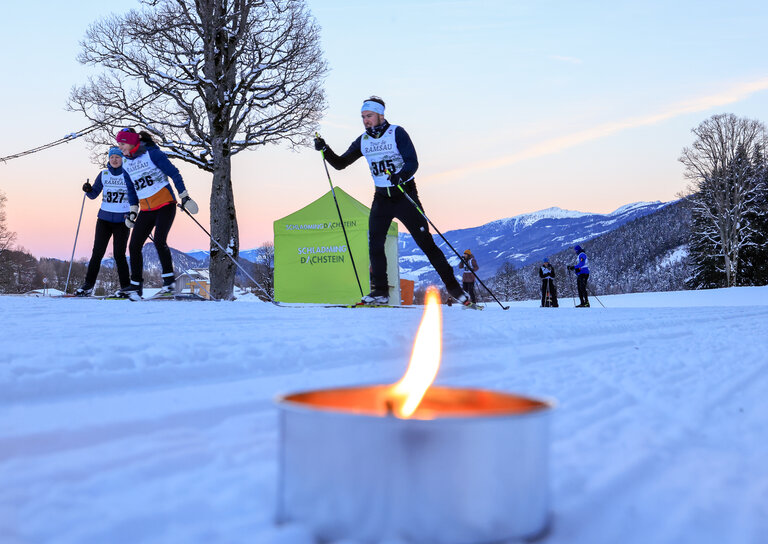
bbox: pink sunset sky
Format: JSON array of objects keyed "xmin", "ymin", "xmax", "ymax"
[{"xmin": 2, "ymin": 0, "xmax": 768, "ymax": 260}]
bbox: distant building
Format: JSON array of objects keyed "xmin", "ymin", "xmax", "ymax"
[{"xmin": 176, "ymin": 268, "xmax": 212, "ymax": 299}]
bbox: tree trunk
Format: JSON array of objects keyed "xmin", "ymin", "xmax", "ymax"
[{"xmin": 209, "ymin": 135, "xmax": 238, "ymax": 300}]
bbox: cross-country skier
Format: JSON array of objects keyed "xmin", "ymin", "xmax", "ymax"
[
  {"xmin": 115, "ymin": 128, "xmax": 199, "ymax": 299},
  {"xmin": 313, "ymin": 96, "xmax": 469, "ymax": 306},
  {"xmin": 539, "ymin": 257, "xmax": 558, "ymax": 307},
  {"xmin": 567, "ymin": 245, "xmax": 590, "ymax": 307},
  {"xmin": 75, "ymin": 147, "xmax": 138, "ymax": 296},
  {"xmin": 458, "ymin": 249, "xmax": 480, "ymax": 304}
]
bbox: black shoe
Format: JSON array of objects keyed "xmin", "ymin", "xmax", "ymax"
[
  {"xmin": 158, "ymin": 276, "xmax": 176, "ymax": 294},
  {"xmin": 74, "ymin": 284, "xmax": 94, "ymax": 297},
  {"xmin": 118, "ymin": 281, "xmax": 143, "ymax": 299},
  {"xmin": 362, "ymin": 288, "xmax": 388, "ymax": 305},
  {"xmin": 448, "ymin": 286, "xmax": 471, "ymax": 306}
]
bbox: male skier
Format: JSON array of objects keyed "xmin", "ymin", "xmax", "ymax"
[{"xmin": 314, "ymin": 96, "xmax": 469, "ymax": 306}]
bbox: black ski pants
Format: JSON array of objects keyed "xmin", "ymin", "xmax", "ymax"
[
  {"xmin": 85, "ymin": 219, "xmax": 130, "ymax": 288},
  {"xmin": 577, "ymin": 273, "xmax": 589, "ymax": 305},
  {"xmin": 129, "ymin": 204, "xmax": 176, "ymax": 282},
  {"xmin": 368, "ymin": 185, "xmax": 460, "ymax": 294},
  {"xmin": 463, "ymin": 281, "xmax": 477, "ymax": 304},
  {"xmin": 541, "ymin": 278, "xmax": 558, "ymax": 307}
]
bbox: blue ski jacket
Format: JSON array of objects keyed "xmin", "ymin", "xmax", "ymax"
[
  {"xmin": 86, "ymin": 165, "xmax": 139, "ymax": 223},
  {"xmin": 574, "ymin": 251, "xmax": 590, "ymax": 275}
]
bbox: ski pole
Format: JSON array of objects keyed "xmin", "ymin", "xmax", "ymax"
[
  {"xmin": 390, "ymin": 176, "xmax": 509, "ymax": 310},
  {"xmin": 587, "ymin": 286, "xmax": 606, "ymax": 308},
  {"xmin": 569, "ymin": 268, "xmax": 577, "ymax": 307},
  {"xmin": 316, "ymin": 133, "xmax": 364, "ymax": 298},
  {"xmin": 178, "ymin": 204, "xmax": 277, "ymax": 304},
  {"xmin": 544, "ymin": 278, "xmax": 552, "ymax": 307},
  {"xmin": 64, "ymin": 185, "xmax": 88, "ymax": 294}
]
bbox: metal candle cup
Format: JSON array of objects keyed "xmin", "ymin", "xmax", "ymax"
[{"xmin": 276, "ymin": 384, "xmax": 553, "ymax": 543}]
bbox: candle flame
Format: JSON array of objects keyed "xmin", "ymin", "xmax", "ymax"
[{"xmin": 389, "ymin": 286, "xmax": 442, "ymax": 418}]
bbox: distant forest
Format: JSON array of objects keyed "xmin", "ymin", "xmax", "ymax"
[{"xmin": 483, "ymin": 199, "xmax": 692, "ymax": 303}]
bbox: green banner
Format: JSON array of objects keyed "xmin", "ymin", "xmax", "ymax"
[{"xmin": 273, "ymin": 187, "xmax": 397, "ymax": 304}]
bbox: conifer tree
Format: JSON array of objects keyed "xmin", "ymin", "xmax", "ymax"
[{"xmin": 679, "ymin": 114, "xmax": 768, "ymax": 287}]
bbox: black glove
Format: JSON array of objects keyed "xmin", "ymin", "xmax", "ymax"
[
  {"xmin": 82, "ymin": 181, "xmax": 92, "ymax": 193},
  {"xmin": 125, "ymin": 205, "xmax": 139, "ymax": 229},
  {"xmin": 387, "ymin": 171, "xmax": 404, "ymax": 186},
  {"xmin": 314, "ymin": 136, "xmax": 327, "ymax": 152},
  {"xmin": 567, "ymin": 265, "xmax": 574, "ymax": 271}
]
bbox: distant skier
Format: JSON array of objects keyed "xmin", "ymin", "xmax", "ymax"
[
  {"xmin": 567, "ymin": 245, "xmax": 590, "ymax": 307},
  {"xmin": 75, "ymin": 147, "xmax": 138, "ymax": 296},
  {"xmin": 114, "ymin": 128, "xmax": 198, "ymax": 299},
  {"xmin": 313, "ymin": 96, "xmax": 469, "ymax": 306},
  {"xmin": 539, "ymin": 257, "xmax": 558, "ymax": 307},
  {"xmin": 458, "ymin": 249, "xmax": 479, "ymax": 304}
]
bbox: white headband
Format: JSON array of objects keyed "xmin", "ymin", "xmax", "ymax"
[{"xmin": 361, "ymin": 100, "xmax": 385, "ymax": 115}]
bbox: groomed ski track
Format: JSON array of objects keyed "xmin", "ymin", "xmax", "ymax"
[{"xmin": 1, "ymin": 287, "xmax": 767, "ymax": 544}]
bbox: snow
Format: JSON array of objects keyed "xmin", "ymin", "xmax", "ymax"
[
  {"xmin": 658, "ymin": 245, "xmax": 688, "ymax": 268},
  {"xmin": 2, "ymin": 286, "xmax": 768, "ymax": 544},
  {"xmin": 492, "ymin": 207, "xmax": 590, "ymax": 229},
  {"xmin": 608, "ymin": 201, "xmax": 663, "ymax": 216}
]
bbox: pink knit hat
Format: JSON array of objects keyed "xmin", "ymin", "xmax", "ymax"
[{"xmin": 116, "ymin": 128, "xmax": 140, "ymax": 146}]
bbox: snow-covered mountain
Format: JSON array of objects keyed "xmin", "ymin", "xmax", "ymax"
[
  {"xmin": 179, "ymin": 201, "xmax": 670, "ymax": 286},
  {"xmin": 398, "ymin": 201, "xmax": 669, "ymax": 285},
  {"xmin": 185, "ymin": 248, "xmax": 261, "ymax": 264},
  {"xmin": 185, "ymin": 249, "xmax": 209, "ymax": 262},
  {"xmin": 103, "ymin": 244, "xmax": 203, "ymax": 273}
]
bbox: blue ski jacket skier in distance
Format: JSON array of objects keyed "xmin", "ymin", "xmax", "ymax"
[
  {"xmin": 567, "ymin": 245, "xmax": 590, "ymax": 307},
  {"xmin": 75, "ymin": 147, "xmax": 138, "ymax": 296},
  {"xmin": 572, "ymin": 246, "xmax": 589, "ymax": 275},
  {"xmin": 313, "ymin": 96, "xmax": 469, "ymax": 306}
]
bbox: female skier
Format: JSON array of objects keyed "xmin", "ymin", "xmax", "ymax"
[{"xmin": 115, "ymin": 128, "xmax": 198, "ymax": 299}]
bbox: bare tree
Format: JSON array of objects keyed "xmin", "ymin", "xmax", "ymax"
[
  {"xmin": 489, "ymin": 262, "xmax": 524, "ymax": 301},
  {"xmin": 95, "ymin": 259, "xmax": 122, "ymax": 296},
  {"xmin": 0, "ymin": 190, "xmax": 17, "ymax": 256},
  {"xmin": 679, "ymin": 114, "xmax": 767, "ymax": 287},
  {"xmin": 0, "ymin": 249, "xmax": 39, "ymax": 294},
  {"xmin": 68, "ymin": 0, "xmax": 327, "ymax": 299},
  {"xmin": 252, "ymin": 241, "xmax": 274, "ymax": 297}
]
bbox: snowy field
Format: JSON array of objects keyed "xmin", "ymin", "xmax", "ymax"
[{"xmin": 1, "ymin": 286, "xmax": 767, "ymax": 544}]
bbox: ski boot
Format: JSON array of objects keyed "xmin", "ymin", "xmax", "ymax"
[
  {"xmin": 118, "ymin": 281, "xmax": 143, "ymax": 301},
  {"xmin": 361, "ymin": 288, "xmax": 389, "ymax": 306},
  {"xmin": 110, "ymin": 286, "xmax": 132, "ymax": 299},
  {"xmin": 74, "ymin": 284, "xmax": 94, "ymax": 297},
  {"xmin": 448, "ymin": 286, "xmax": 471, "ymax": 307},
  {"xmin": 156, "ymin": 276, "xmax": 177, "ymax": 298}
]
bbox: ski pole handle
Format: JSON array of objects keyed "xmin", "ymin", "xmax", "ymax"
[{"xmin": 314, "ymin": 132, "xmax": 327, "ymax": 159}]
